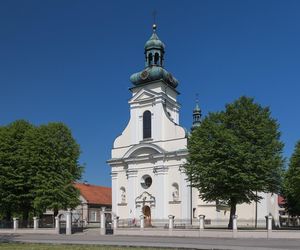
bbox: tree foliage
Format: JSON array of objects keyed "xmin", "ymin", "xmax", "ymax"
[
  {"xmin": 185, "ymin": 96, "xmax": 284, "ymax": 228},
  {"xmin": 0, "ymin": 120, "xmax": 83, "ymax": 220},
  {"xmin": 283, "ymin": 141, "xmax": 300, "ymax": 216},
  {"xmin": 0, "ymin": 120, "xmax": 33, "ymax": 220}
]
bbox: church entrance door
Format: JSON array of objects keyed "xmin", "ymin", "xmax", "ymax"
[{"xmin": 142, "ymin": 205, "xmax": 151, "ymax": 227}]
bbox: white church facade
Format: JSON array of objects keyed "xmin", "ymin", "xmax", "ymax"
[{"xmin": 107, "ymin": 24, "xmax": 279, "ymax": 227}]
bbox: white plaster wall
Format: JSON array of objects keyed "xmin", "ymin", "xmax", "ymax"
[{"xmin": 111, "ymin": 81, "xmax": 186, "ymax": 160}]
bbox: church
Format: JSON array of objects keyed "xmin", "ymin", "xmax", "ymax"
[{"xmin": 107, "ymin": 24, "xmax": 279, "ymax": 227}]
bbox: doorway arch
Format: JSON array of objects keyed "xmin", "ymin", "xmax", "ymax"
[{"xmin": 142, "ymin": 205, "xmax": 151, "ymax": 227}]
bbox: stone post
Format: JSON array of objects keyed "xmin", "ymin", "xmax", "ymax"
[
  {"xmin": 33, "ymin": 217, "xmax": 39, "ymax": 230},
  {"xmin": 168, "ymin": 215, "xmax": 175, "ymax": 229},
  {"xmin": 55, "ymin": 216, "xmax": 60, "ymax": 234},
  {"xmin": 267, "ymin": 215, "xmax": 272, "ymax": 238},
  {"xmin": 66, "ymin": 209, "xmax": 72, "ymax": 235},
  {"xmin": 168, "ymin": 215, "xmax": 175, "ymax": 236},
  {"xmin": 100, "ymin": 207, "xmax": 106, "ymax": 235},
  {"xmin": 140, "ymin": 215, "xmax": 145, "ymax": 230},
  {"xmin": 13, "ymin": 218, "xmax": 18, "ymax": 231},
  {"xmin": 199, "ymin": 214, "xmax": 205, "ymax": 231},
  {"xmin": 113, "ymin": 216, "xmax": 119, "ymax": 230},
  {"xmin": 232, "ymin": 215, "xmax": 238, "ymax": 238}
]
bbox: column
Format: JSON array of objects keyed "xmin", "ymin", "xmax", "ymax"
[
  {"xmin": 66, "ymin": 209, "xmax": 72, "ymax": 235},
  {"xmin": 33, "ymin": 217, "xmax": 39, "ymax": 230},
  {"xmin": 100, "ymin": 207, "xmax": 106, "ymax": 235},
  {"xmin": 55, "ymin": 216, "xmax": 60, "ymax": 234},
  {"xmin": 13, "ymin": 218, "xmax": 18, "ymax": 231}
]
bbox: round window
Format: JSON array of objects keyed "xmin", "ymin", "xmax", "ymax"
[{"xmin": 141, "ymin": 175, "xmax": 152, "ymax": 189}]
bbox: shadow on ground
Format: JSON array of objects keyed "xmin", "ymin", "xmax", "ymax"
[{"xmin": 0, "ymin": 234, "xmax": 18, "ymax": 243}]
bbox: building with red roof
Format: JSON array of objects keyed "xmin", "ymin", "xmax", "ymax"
[{"xmin": 74, "ymin": 183, "xmax": 112, "ymax": 225}]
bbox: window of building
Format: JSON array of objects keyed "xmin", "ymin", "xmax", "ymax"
[
  {"xmin": 193, "ymin": 208, "xmax": 196, "ymax": 218},
  {"xmin": 141, "ymin": 175, "xmax": 152, "ymax": 189},
  {"xmin": 89, "ymin": 210, "xmax": 97, "ymax": 222},
  {"xmin": 143, "ymin": 110, "xmax": 151, "ymax": 139}
]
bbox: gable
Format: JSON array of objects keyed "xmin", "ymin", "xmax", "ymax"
[{"xmin": 129, "ymin": 88, "xmax": 157, "ymax": 104}]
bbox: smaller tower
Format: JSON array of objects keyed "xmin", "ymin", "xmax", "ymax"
[{"xmin": 192, "ymin": 96, "xmax": 201, "ymax": 130}]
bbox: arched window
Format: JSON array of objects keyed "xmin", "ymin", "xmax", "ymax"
[
  {"xmin": 143, "ymin": 110, "xmax": 151, "ymax": 139},
  {"xmin": 148, "ymin": 53, "xmax": 153, "ymax": 65},
  {"xmin": 154, "ymin": 52, "xmax": 159, "ymax": 65}
]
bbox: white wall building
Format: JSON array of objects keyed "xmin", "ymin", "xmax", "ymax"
[{"xmin": 107, "ymin": 24, "xmax": 279, "ymax": 228}]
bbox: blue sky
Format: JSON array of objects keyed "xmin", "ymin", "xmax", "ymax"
[{"xmin": 1, "ymin": 0, "xmax": 300, "ymax": 187}]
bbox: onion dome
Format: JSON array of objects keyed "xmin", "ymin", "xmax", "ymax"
[
  {"xmin": 130, "ymin": 24, "xmax": 179, "ymax": 89},
  {"xmin": 144, "ymin": 24, "xmax": 165, "ymax": 50},
  {"xmin": 130, "ymin": 66, "xmax": 178, "ymax": 88}
]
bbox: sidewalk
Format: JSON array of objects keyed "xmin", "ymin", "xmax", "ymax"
[{"xmin": 1, "ymin": 229, "xmax": 300, "ymax": 250}]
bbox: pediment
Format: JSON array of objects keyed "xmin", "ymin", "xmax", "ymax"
[
  {"xmin": 135, "ymin": 191, "xmax": 155, "ymax": 204},
  {"xmin": 129, "ymin": 88, "xmax": 157, "ymax": 103}
]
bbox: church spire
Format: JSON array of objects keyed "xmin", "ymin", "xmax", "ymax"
[{"xmin": 192, "ymin": 95, "xmax": 202, "ymax": 130}]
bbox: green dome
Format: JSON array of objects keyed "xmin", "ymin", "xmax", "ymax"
[
  {"xmin": 144, "ymin": 32, "xmax": 165, "ymax": 50},
  {"xmin": 130, "ymin": 66, "xmax": 178, "ymax": 88},
  {"xmin": 130, "ymin": 24, "xmax": 179, "ymax": 89}
]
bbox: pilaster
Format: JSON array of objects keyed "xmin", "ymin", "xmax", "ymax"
[
  {"xmin": 111, "ymin": 172, "xmax": 118, "ymax": 216},
  {"xmin": 127, "ymin": 169, "xmax": 138, "ymax": 218},
  {"xmin": 154, "ymin": 165, "xmax": 168, "ymax": 219}
]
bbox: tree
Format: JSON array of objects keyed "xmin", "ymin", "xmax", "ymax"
[
  {"xmin": 185, "ymin": 96, "xmax": 284, "ymax": 228},
  {"xmin": 0, "ymin": 120, "xmax": 83, "ymax": 220},
  {"xmin": 283, "ymin": 141, "xmax": 300, "ymax": 216},
  {"xmin": 22, "ymin": 123, "xmax": 83, "ymax": 216},
  {"xmin": 0, "ymin": 120, "xmax": 34, "ymax": 221}
]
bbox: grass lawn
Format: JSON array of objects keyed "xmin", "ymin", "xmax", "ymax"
[{"xmin": 0, "ymin": 243, "xmax": 171, "ymax": 250}]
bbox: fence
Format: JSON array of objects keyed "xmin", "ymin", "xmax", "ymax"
[
  {"xmin": 116, "ymin": 218, "xmax": 272, "ymax": 230},
  {"xmin": 0, "ymin": 220, "xmax": 13, "ymax": 229}
]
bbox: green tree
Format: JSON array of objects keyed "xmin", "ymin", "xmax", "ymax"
[
  {"xmin": 22, "ymin": 123, "xmax": 83, "ymax": 216},
  {"xmin": 283, "ymin": 141, "xmax": 300, "ymax": 216},
  {"xmin": 0, "ymin": 120, "xmax": 83, "ymax": 220},
  {"xmin": 185, "ymin": 96, "xmax": 284, "ymax": 228},
  {"xmin": 0, "ymin": 120, "xmax": 34, "ymax": 221}
]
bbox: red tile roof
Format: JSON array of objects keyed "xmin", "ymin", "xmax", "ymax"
[
  {"xmin": 278, "ymin": 195, "xmax": 285, "ymax": 205},
  {"xmin": 74, "ymin": 183, "xmax": 112, "ymax": 205}
]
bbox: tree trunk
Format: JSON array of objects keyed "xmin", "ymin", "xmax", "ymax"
[
  {"xmin": 228, "ymin": 200, "xmax": 237, "ymax": 229},
  {"xmin": 54, "ymin": 209, "xmax": 58, "ymax": 217}
]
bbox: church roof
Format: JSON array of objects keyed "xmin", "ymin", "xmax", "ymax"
[
  {"xmin": 144, "ymin": 31, "xmax": 165, "ymax": 50},
  {"xmin": 74, "ymin": 183, "xmax": 112, "ymax": 205}
]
